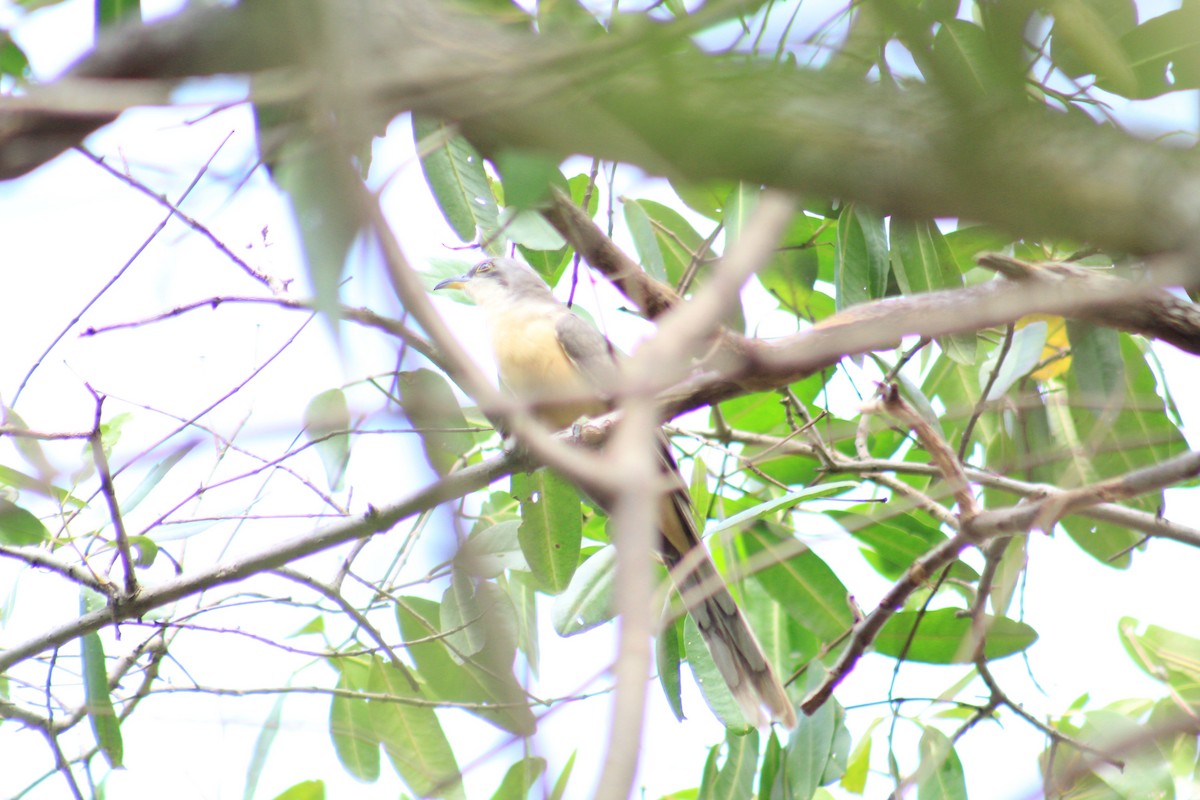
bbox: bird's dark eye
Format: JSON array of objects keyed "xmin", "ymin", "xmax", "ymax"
[{"xmin": 475, "ymin": 263, "xmax": 493, "ymax": 274}]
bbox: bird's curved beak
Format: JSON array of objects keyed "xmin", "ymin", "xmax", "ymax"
[{"xmin": 433, "ymin": 274, "xmax": 470, "ymax": 291}]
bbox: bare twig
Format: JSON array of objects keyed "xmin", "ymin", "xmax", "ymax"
[{"xmin": 85, "ymin": 387, "xmax": 138, "ymax": 597}]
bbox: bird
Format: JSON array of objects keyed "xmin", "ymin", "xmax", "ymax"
[{"xmin": 434, "ymin": 256, "xmax": 797, "ymax": 728}]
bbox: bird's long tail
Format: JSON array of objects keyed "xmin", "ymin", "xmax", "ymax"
[{"xmin": 655, "ymin": 444, "xmax": 797, "ymax": 728}]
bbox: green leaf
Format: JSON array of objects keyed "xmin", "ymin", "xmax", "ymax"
[
  {"xmin": 933, "ymin": 19, "xmax": 1013, "ymax": 98},
  {"xmin": 274, "ymin": 139, "xmax": 361, "ymax": 320},
  {"xmin": 829, "ymin": 507, "xmax": 975, "ymax": 584},
  {"xmin": 413, "ymin": 114, "xmax": 499, "ymax": 249},
  {"xmin": 2, "ymin": 406, "xmax": 54, "ymax": 479},
  {"xmin": 656, "ymin": 616, "xmax": 685, "ymax": 722},
  {"xmin": 840, "ymin": 724, "xmax": 873, "ymax": 794},
  {"xmin": 551, "ymin": 545, "xmax": 617, "ymax": 636},
  {"xmin": 499, "ymin": 207, "xmax": 566, "ymax": 250},
  {"xmin": 981, "ymin": 321, "xmax": 1046, "ymax": 401},
  {"xmin": 835, "ymin": 204, "xmax": 889, "ymax": 309},
  {"xmin": 441, "ymin": 569, "xmax": 486, "ymax": 658},
  {"xmin": 459, "ymin": 520, "xmax": 528, "ymax": 578},
  {"xmin": 988, "ymin": 535, "xmax": 1026, "ymax": 618},
  {"xmin": 123, "ymin": 440, "xmax": 199, "ymax": 513},
  {"xmin": 81, "ymin": 589, "xmax": 123, "ymax": 768},
  {"xmin": 127, "ymin": 536, "xmax": 158, "ymax": 568},
  {"xmin": 95, "ymin": 0, "xmax": 140, "ymax": 30},
  {"xmin": 721, "ymin": 183, "xmax": 760, "ymax": 247},
  {"xmin": 368, "ymin": 656, "xmax": 465, "ymax": 800},
  {"xmin": 549, "ymin": 751, "xmax": 576, "ymax": 800},
  {"xmin": 496, "ymin": 150, "xmax": 563, "ymax": 209},
  {"xmin": 304, "ymin": 389, "xmax": 351, "ymax": 491},
  {"xmin": 0, "ymin": 498, "xmax": 49, "ymax": 545},
  {"xmin": 489, "ymin": 757, "xmax": 547, "ymax": 800},
  {"xmin": 875, "ymin": 609, "xmax": 1038, "ymax": 663},
  {"xmin": 673, "ymin": 179, "xmax": 738, "ymax": 220},
  {"xmin": 916, "ymin": 727, "xmax": 967, "ymax": 800},
  {"xmin": 623, "ymin": 199, "xmax": 706, "ymax": 287},
  {"xmin": 1119, "ymin": 5, "xmax": 1200, "ymax": 97},
  {"xmin": 758, "ymin": 214, "xmax": 823, "ymax": 315},
  {"xmin": 397, "ymin": 369, "xmax": 476, "ymax": 477},
  {"xmin": 329, "ymin": 658, "xmax": 380, "ymax": 782},
  {"xmin": 1119, "ymin": 617, "xmax": 1200, "ymax": 710},
  {"xmin": 710, "ymin": 482, "xmax": 858, "ymax": 537},
  {"xmin": 0, "ymin": 34, "xmax": 30, "ymax": 80},
  {"xmin": 890, "ymin": 218, "xmax": 974, "ymax": 364},
  {"xmin": 699, "ymin": 729, "xmax": 759, "ymax": 800},
  {"xmin": 683, "ymin": 612, "xmax": 751, "ymax": 730},
  {"xmin": 506, "ymin": 570, "xmax": 540, "ymax": 674},
  {"xmin": 1066, "ymin": 321, "xmax": 1124, "ymax": 401},
  {"xmin": 785, "ymin": 667, "xmax": 843, "ymax": 800},
  {"xmin": 271, "ymin": 780, "xmax": 325, "ymax": 800},
  {"xmin": 245, "ymin": 692, "xmax": 288, "ymax": 800},
  {"xmin": 1050, "ymin": 0, "xmax": 1138, "ymax": 96},
  {"xmin": 396, "ymin": 595, "xmax": 536, "ymax": 735},
  {"xmin": 513, "ymin": 470, "xmax": 582, "ymax": 594},
  {"xmin": 742, "ymin": 525, "xmax": 854, "ymax": 642}
]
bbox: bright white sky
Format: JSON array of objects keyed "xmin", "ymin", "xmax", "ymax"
[{"xmin": 1, "ymin": 2, "xmax": 1200, "ymax": 800}]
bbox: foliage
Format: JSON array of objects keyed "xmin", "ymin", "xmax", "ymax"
[{"xmin": 1, "ymin": 1, "xmax": 1199, "ymax": 800}]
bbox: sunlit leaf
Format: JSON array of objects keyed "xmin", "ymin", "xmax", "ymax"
[
  {"xmin": 0, "ymin": 498, "xmax": 49, "ymax": 546},
  {"xmin": 81, "ymin": 589, "xmax": 123, "ymax": 768},
  {"xmin": 413, "ymin": 115, "xmax": 499, "ymax": 249},
  {"xmin": 915, "ymin": 726, "xmax": 967, "ymax": 800},
  {"xmin": 552, "ymin": 545, "xmax": 616, "ymax": 635},
  {"xmin": 875, "ymin": 609, "xmax": 1038, "ymax": 663},
  {"xmin": 657, "ymin": 616, "xmax": 685, "ymax": 722},
  {"xmin": 397, "ymin": 369, "xmax": 476, "ymax": 478},
  {"xmin": 245, "ymin": 692, "xmax": 288, "ymax": 800},
  {"xmin": 304, "ymin": 389, "xmax": 351, "ymax": 491},
  {"xmin": 513, "ymin": 470, "xmax": 581, "ymax": 594},
  {"xmin": 835, "ymin": 204, "xmax": 888, "ymax": 309},
  {"xmin": 489, "ymin": 757, "xmax": 546, "ymax": 800}
]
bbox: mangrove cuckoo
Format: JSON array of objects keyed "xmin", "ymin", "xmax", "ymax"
[{"xmin": 435, "ymin": 257, "xmax": 796, "ymax": 728}]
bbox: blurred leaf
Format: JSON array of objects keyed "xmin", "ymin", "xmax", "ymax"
[
  {"xmin": 1119, "ymin": 617, "xmax": 1200, "ymax": 710},
  {"xmin": 916, "ymin": 726, "xmax": 967, "ymax": 800},
  {"xmin": 395, "ymin": 596, "xmax": 535, "ymax": 735},
  {"xmin": 304, "ymin": 388, "xmax": 351, "ymax": 492},
  {"xmin": 835, "ymin": 204, "xmax": 888, "ymax": 309},
  {"xmin": 722, "ymin": 183, "xmax": 760, "ymax": 246},
  {"xmin": 413, "ymin": 115, "xmax": 499, "ymax": 250},
  {"xmin": 988, "ymin": 536, "xmax": 1026, "ymax": 618},
  {"xmin": 80, "ymin": 590, "xmax": 123, "ymax": 768},
  {"xmin": 506, "ymin": 571, "xmax": 540, "ymax": 674},
  {"xmin": 397, "ymin": 369, "xmax": 475, "ymax": 477},
  {"xmin": 552, "ymin": 545, "xmax": 616, "ymax": 635},
  {"xmin": 123, "ymin": 440, "xmax": 199, "ymax": 513},
  {"xmin": 490, "ymin": 757, "xmax": 546, "ymax": 800},
  {"xmin": 496, "ymin": 149, "xmax": 563, "ymax": 209},
  {"xmin": 245, "ymin": 692, "xmax": 288, "ymax": 800},
  {"xmin": 459, "ymin": 520, "xmax": 529, "ymax": 578},
  {"xmin": 1050, "ymin": 0, "xmax": 1137, "ymax": 96},
  {"xmin": 758, "ymin": 213, "xmax": 823, "ymax": 314},
  {"xmin": 441, "ymin": 569, "xmax": 486, "ymax": 658},
  {"xmin": 513, "ymin": 470, "xmax": 582, "ymax": 594},
  {"xmin": 2, "ymin": 407, "xmax": 53, "ymax": 479},
  {"xmin": 980, "ymin": 321, "xmax": 1045, "ymax": 401},
  {"xmin": 673, "ymin": 179, "xmax": 737, "ymax": 220},
  {"xmin": 0, "ymin": 34, "xmax": 30, "ymax": 81},
  {"xmin": 367, "ymin": 656, "xmax": 465, "ymax": 799},
  {"xmin": 942, "ymin": 225, "xmax": 1011, "ymax": 273},
  {"xmin": 875, "ymin": 609, "xmax": 1038, "ymax": 663},
  {"xmin": 329, "ymin": 657, "xmax": 379, "ymax": 782},
  {"xmin": 1118, "ymin": 5, "xmax": 1200, "ymax": 97},
  {"xmin": 0, "ymin": 498, "xmax": 49, "ymax": 546},
  {"xmin": 1066, "ymin": 321, "xmax": 1124, "ymax": 401},
  {"xmin": 657, "ymin": 616, "xmax": 685, "ymax": 722},
  {"xmin": 710, "ymin": 482, "xmax": 857, "ymax": 536},
  {"xmin": 127, "ymin": 535, "xmax": 158, "ymax": 568},
  {"xmin": 890, "ymin": 218, "xmax": 975, "ymax": 364},
  {"xmin": 499, "ymin": 207, "xmax": 566, "ymax": 250},
  {"xmin": 550, "ymin": 751, "xmax": 576, "ymax": 800},
  {"xmin": 95, "ymin": 0, "xmax": 139, "ymax": 30},
  {"xmin": 275, "ymin": 139, "xmax": 361, "ymax": 320},
  {"xmin": 933, "ymin": 19, "xmax": 1011, "ymax": 98},
  {"xmin": 699, "ymin": 728, "xmax": 759, "ymax": 800},
  {"xmin": 829, "ymin": 507, "xmax": 976, "ymax": 584},
  {"xmin": 840, "ymin": 724, "xmax": 873, "ymax": 794},
  {"xmin": 623, "ymin": 199, "xmax": 706, "ymax": 287},
  {"xmin": 271, "ymin": 780, "xmax": 325, "ymax": 800}
]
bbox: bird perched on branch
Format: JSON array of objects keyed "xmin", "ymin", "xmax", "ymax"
[{"xmin": 435, "ymin": 256, "xmax": 796, "ymax": 728}]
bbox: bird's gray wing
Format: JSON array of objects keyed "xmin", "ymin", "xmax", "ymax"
[{"xmin": 554, "ymin": 311, "xmax": 621, "ymax": 390}]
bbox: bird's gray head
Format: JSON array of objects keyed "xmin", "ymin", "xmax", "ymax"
[{"xmin": 433, "ymin": 257, "xmax": 554, "ymax": 307}]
